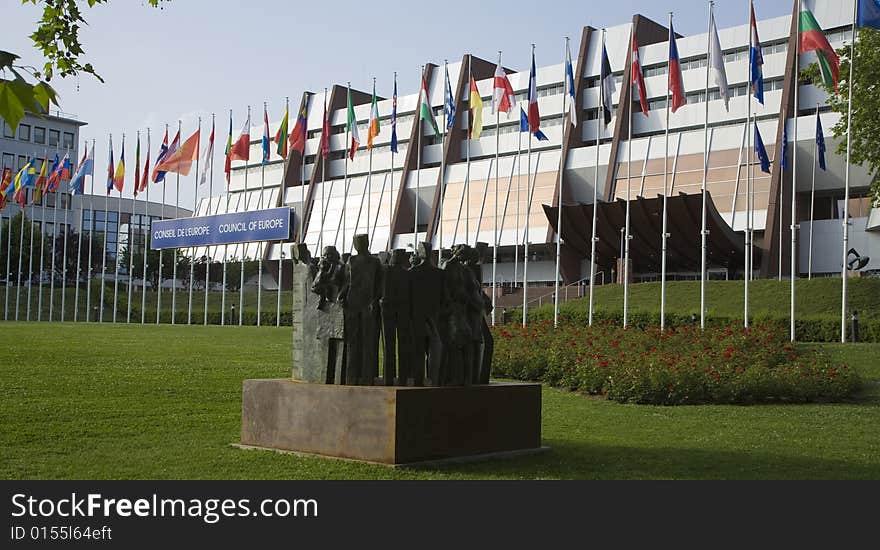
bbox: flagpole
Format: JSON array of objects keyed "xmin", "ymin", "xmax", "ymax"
[
  {"xmin": 142, "ymin": 130, "xmax": 150, "ymax": 324},
  {"xmin": 172, "ymin": 120, "xmax": 182, "ymax": 325},
  {"xmin": 745, "ymin": 3, "xmax": 753, "ymax": 329},
  {"xmin": 5, "ymin": 173, "xmax": 12, "ymax": 320},
  {"xmin": 493, "ymin": 51, "xmax": 502, "ymax": 326},
  {"xmin": 319, "ymin": 90, "xmax": 326, "ymax": 254},
  {"xmin": 389, "ymin": 74, "xmax": 395, "ymax": 252},
  {"xmin": 416, "ymin": 68, "xmax": 422, "ymax": 251},
  {"xmin": 221, "ymin": 113, "xmax": 229, "ymax": 326},
  {"xmin": 440, "ymin": 66, "xmax": 447, "ymax": 260},
  {"xmin": 514, "ymin": 97, "xmax": 521, "ymax": 290},
  {"xmin": 1, "ymin": 175, "xmax": 6, "ymax": 321},
  {"xmin": 590, "ymin": 31, "xmax": 605, "ymax": 326},
  {"xmin": 99, "ymin": 136, "xmax": 111, "ymax": 323},
  {"xmin": 523, "ymin": 43, "xmax": 535, "ymax": 328},
  {"xmin": 466, "ymin": 57, "xmax": 472, "ymax": 247},
  {"xmin": 157, "ymin": 124, "xmax": 167, "ymax": 325},
  {"xmin": 277, "ymin": 101, "xmax": 285, "ymax": 326},
  {"xmin": 128, "ymin": 133, "xmax": 138, "ymax": 323},
  {"xmin": 206, "ymin": 113, "xmax": 215, "ymax": 325},
  {"xmin": 38, "ymin": 150, "xmax": 48, "ymax": 321},
  {"xmin": 257, "ymin": 107, "xmax": 265, "ymax": 326},
  {"xmin": 239, "ymin": 107, "xmax": 249, "ymax": 326},
  {"xmin": 190, "ymin": 117, "xmax": 201, "ymax": 325},
  {"xmin": 73, "ymin": 148, "xmax": 83, "ymax": 322},
  {"xmin": 790, "ymin": 0, "xmax": 800, "ymax": 342},
  {"xmin": 113, "ymin": 134, "xmax": 124, "ymax": 323},
  {"xmin": 86, "ymin": 139, "xmax": 96, "ymax": 322},
  {"xmin": 699, "ymin": 4, "xmax": 714, "ymax": 330},
  {"xmin": 808, "ymin": 104, "xmax": 818, "ymax": 279},
  {"xmin": 624, "ymin": 27, "xmax": 635, "ymax": 330},
  {"xmin": 26, "ymin": 159, "xmax": 37, "ymax": 321},
  {"xmin": 553, "ymin": 40, "xmax": 567, "ymax": 329},
  {"xmin": 841, "ymin": 0, "xmax": 856, "ymax": 343},
  {"xmin": 15, "ymin": 175, "xmax": 26, "ymax": 320}
]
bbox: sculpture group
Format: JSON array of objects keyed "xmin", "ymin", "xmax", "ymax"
[{"xmin": 292, "ymin": 234, "xmax": 493, "ymax": 387}]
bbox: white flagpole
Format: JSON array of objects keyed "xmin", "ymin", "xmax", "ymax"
[
  {"xmin": 15, "ymin": 173, "xmax": 25, "ymax": 320},
  {"xmin": 142, "ymin": 130, "xmax": 150, "ymax": 324},
  {"xmin": 523, "ymin": 43, "xmax": 535, "ymax": 328},
  {"xmin": 744, "ymin": 2, "xmax": 753, "ymax": 329},
  {"xmin": 515, "ymin": 100, "xmax": 521, "ymax": 290},
  {"xmin": 38, "ymin": 149, "xmax": 48, "ymax": 321},
  {"xmin": 439, "ymin": 67, "xmax": 446, "ymax": 257},
  {"xmin": 590, "ymin": 31, "xmax": 605, "ymax": 326},
  {"xmin": 660, "ymin": 13, "xmax": 674, "ymax": 331},
  {"xmin": 5, "ymin": 168, "xmax": 14, "ymax": 320},
  {"xmin": 841, "ymin": 0, "xmax": 856, "ymax": 343},
  {"xmin": 388, "ymin": 75, "xmax": 395, "ymax": 252},
  {"xmin": 172, "ymin": 121, "xmax": 181, "ymax": 325},
  {"xmin": 416, "ymin": 69, "xmax": 422, "ymax": 250},
  {"xmin": 790, "ymin": 0, "xmax": 800, "ymax": 342},
  {"xmin": 700, "ymin": 4, "xmax": 714, "ymax": 330},
  {"xmin": 466, "ymin": 57, "xmax": 472, "ymax": 247},
  {"xmin": 0, "ymin": 172, "xmax": 6, "ymax": 320},
  {"xmin": 257, "ymin": 108, "xmax": 265, "ymax": 326},
  {"xmin": 26, "ymin": 160, "xmax": 36, "ymax": 321},
  {"xmin": 808, "ymin": 104, "xmax": 818, "ymax": 279},
  {"xmin": 189, "ymin": 117, "xmax": 201, "ymax": 325},
  {"xmin": 553, "ymin": 40, "xmax": 567, "ymax": 329},
  {"xmin": 205, "ymin": 114, "xmax": 215, "ymax": 325},
  {"xmin": 113, "ymin": 134, "xmax": 124, "ymax": 323},
  {"xmin": 624, "ymin": 28, "xmax": 635, "ymax": 330},
  {"xmin": 493, "ymin": 51, "xmax": 502, "ymax": 326},
  {"xmin": 157, "ymin": 124, "xmax": 167, "ymax": 325},
  {"xmin": 99, "ymin": 136, "xmax": 110, "ymax": 323},
  {"xmin": 239, "ymin": 107, "xmax": 249, "ymax": 326},
  {"xmin": 319, "ymin": 89, "xmax": 327, "ymax": 254},
  {"xmin": 220, "ymin": 113, "xmax": 229, "ymax": 326},
  {"xmin": 60, "ymin": 146, "xmax": 71, "ymax": 321},
  {"xmin": 342, "ymin": 85, "xmax": 350, "ymax": 252},
  {"xmin": 127, "ymin": 134, "xmax": 137, "ymax": 323},
  {"xmin": 86, "ymin": 139, "xmax": 96, "ymax": 322},
  {"xmin": 72, "ymin": 145, "xmax": 82, "ymax": 322}
]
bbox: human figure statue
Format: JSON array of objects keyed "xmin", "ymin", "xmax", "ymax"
[
  {"xmin": 340, "ymin": 234, "xmax": 383, "ymax": 385},
  {"xmin": 408, "ymin": 242, "xmax": 446, "ymax": 386},
  {"xmin": 466, "ymin": 243, "xmax": 494, "ymax": 384},
  {"xmin": 380, "ymin": 249, "xmax": 412, "ymax": 386},
  {"xmin": 438, "ymin": 245, "xmax": 476, "ymax": 385},
  {"xmin": 308, "ymin": 246, "xmax": 346, "ymax": 384},
  {"xmin": 312, "ymin": 246, "xmax": 345, "ymax": 311}
]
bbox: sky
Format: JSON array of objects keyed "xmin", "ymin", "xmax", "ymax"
[{"xmin": 4, "ymin": 0, "xmax": 795, "ymax": 208}]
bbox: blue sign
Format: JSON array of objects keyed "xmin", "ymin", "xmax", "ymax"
[{"xmin": 150, "ymin": 207, "xmax": 293, "ymax": 250}]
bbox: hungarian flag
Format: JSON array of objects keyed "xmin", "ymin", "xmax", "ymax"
[
  {"xmin": 367, "ymin": 82, "xmax": 380, "ymax": 149},
  {"xmin": 347, "ymin": 86, "xmax": 360, "ymax": 160},
  {"xmin": 289, "ymin": 97, "xmax": 308, "ymax": 156},
  {"xmin": 320, "ymin": 94, "xmax": 330, "ymax": 160},
  {"xmin": 134, "ymin": 135, "xmax": 141, "ymax": 197},
  {"xmin": 492, "ymin": 62, "xmax": 515, "ymax": 115},
  {"xmin": 527, "ymin": 49, "xmax": 540, "ymax": 133},
  {"xmin": 154, "ymin": 128, "xmax": 200, "ymax": 177},
  {"xmin": 469, "ymin": 76, "xmax": 483, "ymax": 140},
  {"xmin": 631, "ymin": 33, "xmax": 649, "ymax": 117},
  {"xmin": 668, "ymin": 21, "xmax": 687, "ymax": 113},
  {"xmin": 229, "ymin": 114, "xmax": 250, "ymax": 161},
  {"xmin": 750, "ymin": 1, "xmax": 765, "ymax": 104},
  {"xmin": 261, "ymin": 105, "xmax": 271, "ymax": 164},
  {"xmin": 113, "ymin": 135, "xmax": 125, "ymax": 192},
  {"xmin": 419, "ymin": 74, "xmax": 440, "ymax": 137},
  {"xmin": 275, "ymin": 104, "xmax": 289, "ymax": 159},
  {"xmin": 224, "ymin": 114, "xmax": 233, "ymax": 184},
  {"xmin": 199, "ymin": 121, "xmax": 214, "ymax": 187},
  {"xmin": 799, "ymin": 8, "xmax": 840, "ymax": 91},
  {"xmin": 390, "ymin": 77, "xmax": 398, "ymax": 153}
]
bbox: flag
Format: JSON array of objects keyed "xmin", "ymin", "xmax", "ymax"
[
  {"xmin": 750, "ymin": 1, "xmax": 765, "ymax": 104},
  {"xmin": 419, "ymin": 74, "xmax": 440, "ymax": 137},
  {"xmin": 139, "ymin": 137, "xmax": 150, "ymax": 193},
  {"xmin": 153, "ymin": 129, "xmax": 170, "ymax": 183},
  {"xmin": 781, "ymin": 119, "xmax": 788, "ymax": 170},
  {"xmin": 469, "ymin": 76, "xmax": 483, "ymax": 140},
  {"xmin": 754, "ymin": 122, "xmax": 770, "ymax": 174},
  {"xmin": 14, "ymin": 186, "xmax": 26, "ymax": 208},
  {"xmin": 320, "ymin": 95, "xmax": 330, "ymax": 159},
  {"xmin": 564, "ymin": 42, "xmax": 577, "ymax": 127},
  {"xmin": 224, "ymin": 114, "xmax": 233, "ymax": 185},
  {"xmin": 106, "ymin": 140, "xmax": 115, "ymax": 195},
  {"xmin": 229, "ymin": 114, "xmax": 250, "ymax": 161},
  {"xmin": 799, "ymin": 7, "xmax": 840, "ymax": 91},
  {"xmin": 113, "ymin": 136, "xmax": 125, "ymax": 192},
  {"xmin": 46, "ymin": 153, "xmax": 62, "ymax": 191},
  {"xmin": 390, "ymin": 77, "xmax": 399, "ymax": 154},
  {"xmin": 134, "ymin": 135, "xmax": 141, "ymax": 197},
  {"xmin": 709, "ymin": 9, "xmax": 730, "ymax": 111},
  {"xmin": 520, "ymin": 107, "xmax": 549, "ymax": 141},
  {"xmin": 0, "ymin": 168, "xmax": 11, "ymax": 208},
  {"xmin": 347, "ymin": 86, "xmax": 360, "ymax": 160},
  {"xmin": 153, "ymin": 129, "xmax": 200, "ymax": 176},
  {"xmin": 816, "ymin": 111, "xmax": 827, "ymax": 171},
  {"xmin": 262, "ymin": 106, "xmax": 270, "ymax": 164},
  {"xmin": 70, "ymin": 146, "xmax": 92, "ymax": 195},
  {"xmin": 199, "ymin": 122, "xmax": 215, "ymax": 186},
  {"xmin": 275, "ymin": 104, "xmax": 289, "ymax": 159},
  {"xmin": 632, "ymin": 33, "xmax": 649, "ymax": 117},
  {"xmin": 527, "ymin": 49, "xmax": 540, "ymax": 133},
  {"xmin": 668, "ymin": 21, "xmax": 687, "ymax": 113},
  {"xmin": 858, "ymin": 0, "xmax": 880, "ymax": 29},
  {"xmin": 368, "ymin": 82, "xmax": 380, "ymax": 149},
  {"xmin": 601, "ymin": 41, "xmax": 617, "ymax": 125},
  {"xmin": 34, "ymin": 157, "xmax": 49, "ymax": 203},
  {"xmin": 444, "ymin": 65, "xmax": 456, "ymax": 131},
  {"xmin": 492, "ymin": 62, "xmax": 515, "ymax": 115},
  {"xmin": 289, "ymin": 97, "xmax": 308, "ymax": 155}
]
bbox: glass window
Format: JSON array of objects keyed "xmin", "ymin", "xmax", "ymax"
[
  {"xmin": 3, "ymin": 123, "xmax": 14, "ymax": 138},
  {"xmin": 48, "ymin": 129, "xmax": 60, "ymax": 147},
  {"xmin": 2, "ymin": 153, "xmax": 13, "ymax": 170},
  {"xmin": 18, "ymin": 155, "xmax": 27, "ymax": 170},
  {"xmin": 34, "ymin": 126, "xmax": 46, "ymax": 144},
  {"xmin": 18, "ymin": 124, "xmax": 31, "ymax": 141},
  {"xmin": 63, "ymin": 132, "xmax": 74, "ymax": 149}
]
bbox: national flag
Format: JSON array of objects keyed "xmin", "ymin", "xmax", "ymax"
[
  {"xmin": 492, "ymin": 62, "xmax": 515, "ymax": 115},
  {"xmin": 668, "ymin": 20, "xmax": 687, "ymax": 113},
  {"xmin": 347, "ymin": 86, "xmax": 360, "ymax": 160},
  {"xmin": 564, "ymin": 42, "xmax": 577, "ymax": 127},
  {"xmin": 229, "ymin": 114, "xmax": 250, "ymax": 161},
  {"xmin": 106, "ymin": 140, "xmax": 115, "ymax": 195},
  {"xmin": 61, "ymin": 153, "xmax": 71, "ymax": 180},
  {"xmin": 153, "ymin": 129, "xmax": 170, "ymax": 183},
  {"xmin": 139, "ymin": 137, "xmax": 150, "ymax": 193},
  {"xmin": 0, "ymin": 167, "xmax": 11, "ymax": 208},
  {"xmin": 368, "ymin": 82, "xmax": 380, "ymax": 149},
  {"xmin": 469, "ymin": 76, "xmax": 483, "ymax": 140},
  {"xmin": 419, "ymin": 74, "xmax": 440, "ymax": 137},
  {"xmin": 46, "ymin": 153, "xmax": 62, "ymax": 191},
  {"xmin": 781, "ymin": 119, "xmax": 788, "ymax": 171},
  {"xmin": 153, "ymin": 129, "xmax": 200, "ymax": 176},
  {"xmin": 320, "ymin": 95, "xmax": 330, "ymax": 159},
  {"xmin": 224, "ymin": 114, "xmax": 233, "ymax": 185},
  {"xmin": 14, "ymin": 186, "xmax": 26, "ymax": 208},
  {"xmin": 444, "ymin": 65, "xmax": 456, "ymax": 131},
  {"xmin": 520, "ymin": 107, "xmax": 549, "ymax": 141},
  {"xmin": 754, "ymin": 122, "xmax": 771, "ymax": 174},
  {"xmin": 816, "ymin": 111, "xmax": 827, "ymax": 171},
  {"xmin": 113, "ymin": 136, "xmax": 125, "ymax": 192},
  {"xmin": 750, "ymin": 1, "xmax": 765, "ymax": 104},
  {"xmin": 33, "ymin": 157, "xmax": 49, "ymax": 203},
  {"xmin": 262, "ymin": 105, "xmax": 271, "ymax": 164},
  {"xmin": 527, "ymin": 49, "xmax": 540, "ymax": 133},
  {"xmin": 289, "ymin": 97, "xmax": 308, "ymax": 156},
  {"xmin": 632, "ymin": 33, "xmax": 649, "ymax": 117},
  {"xmin": 70, "ymin": 146, "xmax": 92, "ymax": 195},
  {"xmin": 858, "ymin": 0, "xmax": 880, "ymax": 29},
  {"xmin": 799, "ymin": 7, "xmax": 840, "ymax": 91},
  {"xmin": 709, "ymin": 9, "xmax": 730, "ymax": 111},
  {"xmin": 134, "ymin": 135, "xmax": 141, "ymax": 197},
  {"xmin": 275, "ymin": 104, "xmax": 289, "ymax": 159},
  {"xmin": 199, "ymin": 122, "xmax": 215, "ymax": 186},
  {"xmin": 601, "ymin": 41, "xmax": 617, "ymax": 125},
  {"xmin": 390, "ymin": 76, "xmax": 399, "ymax": 154}
]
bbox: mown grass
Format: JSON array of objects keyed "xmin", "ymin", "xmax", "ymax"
[{"xmin": 1, "ymin": 322, "xmax": 878, "ymax": 479}]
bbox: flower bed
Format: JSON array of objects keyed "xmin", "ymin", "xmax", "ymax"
[{"xmin": 492, "ymin": 320, "xmax": 862, "ymax": 405}]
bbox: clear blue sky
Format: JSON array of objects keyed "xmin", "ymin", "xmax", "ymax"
[{"xmin": 4, "ymin": 0, "xmax": 794, "ymax": 208}]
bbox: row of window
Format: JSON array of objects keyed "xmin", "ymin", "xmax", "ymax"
[{"xmin": 3, "ymin": 122, "xmax": 75, "ymax": 149}]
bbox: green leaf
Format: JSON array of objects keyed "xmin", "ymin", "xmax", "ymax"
[
  {"xmin": 0, "ymin": 79, "xmax": 27, "ymax": 133},
  {"xmin": 0, "ymin": 51, "xmax": 20, "ymax": 70},
  {"xmin": 32, "ymin": 81, "xmax": 59, "ymax": 112}
]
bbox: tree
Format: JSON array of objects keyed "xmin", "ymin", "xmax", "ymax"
[
  {"xmin": 803, "ymin": 27, "xmax": 880, "ymax": 205},
  {"xmin": 1, "ymin": 0, "xmax": 167, "ymax": 131}
]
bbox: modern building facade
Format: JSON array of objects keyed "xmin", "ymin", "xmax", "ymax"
[{"xmin": 208, "ymin": 0, "xmax": 876, "ymax": 288}]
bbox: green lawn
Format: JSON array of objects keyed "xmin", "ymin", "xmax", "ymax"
[{"xmin": 1, "ymin": 323, "xmax": 878, "ymax": 479}]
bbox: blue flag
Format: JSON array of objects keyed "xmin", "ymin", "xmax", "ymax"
[
  {"xmin": 858, "ymin": 0, "xmax": 880, "ymax": 28},
  {"xmin": 780, "ymin": 121, "xmax": 788, "ymax": 170},
  {"xmin": 520, "ymin": 108, "xmax": 549, "ymax": 141},
  {"xmin": 816, "ymin": 112, "xmax": 827, "ymax": 171},
  {"xmin": 444, "ymin": 65, "xmax": 456, "ymax": 131},
  {"xmin": 754, "ymin": 122, "xmax": 771, "ymax": 174},
  {"xmin": 750, "ymin": 2, "xmax": 765, "ymax": 105},
  {"xmin": 390, "ymin": 77, "xmax": 398, "ymax": 154}
]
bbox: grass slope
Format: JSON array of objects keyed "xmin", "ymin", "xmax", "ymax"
[{"xmin": 1, "ymin": 323, "xmax": 878, "ymax": 479}]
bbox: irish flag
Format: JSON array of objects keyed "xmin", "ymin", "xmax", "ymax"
[
  {"xmin": 347, "ymin": 86, "xmax": 360, "ymax": 160},
  {"xmin": 367, "ymin": 82, "xmax": 380, "ymax": 150},
  {"xmin": 419, "ymin": 74, "xmax": 440, "ymax": 138},
  {"xmin": 799, "ymin": 8, "xmax": 840, "ymax": 91}
]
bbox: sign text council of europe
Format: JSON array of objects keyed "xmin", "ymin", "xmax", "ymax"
[{"xmin": 150, "ymin": 207, "xmax": 293, "ymax": 250}]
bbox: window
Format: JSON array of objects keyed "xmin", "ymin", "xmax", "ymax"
[
  {"xmin": 48, "ymin": 129, "xmax": 60, "ymax": 147},
  {"xmin": 18, "ymin": 155, "xmax": 27, "ymax": 170},
  {"xmin": 34, "ymin": 127, "xmax": 46, "ymax": 144},
  {"xmin": 18, "ymin": 124, "xmax": 31, "ymax": 141},
  {"xmin": 2, "ymin": 153, "xmax": 13, "ymax": 170},
  {"xmin": 63, "ymin": 132, "xmax": 74, "ymax": 149},
  {"xmin": 3, "ymin": 123, "xmax": 13, "ymax": 138}
]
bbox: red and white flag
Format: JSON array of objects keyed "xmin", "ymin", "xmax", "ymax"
[
  {"xmin": 229, "ymin": 114, "xmax": 250, "ymax": 161},
  {"xmin": 492, "ymin": 63, "xmax": 515, "ymax": 115}
]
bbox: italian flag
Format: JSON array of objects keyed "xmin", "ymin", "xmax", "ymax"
[
  {"xmin": 799, "ymin": 8, "xmax": 840, "ymax": 91},
  {"xmin": 347, "ymin": 86, "xmax": 360, "ymax": 160},
  {"xmin": 367, "ymin": 83, "xmax": 380, "ymax": 150},
  {"xmin": 419, "ymin": 75, "xmax": 440, "ymax": 138}
]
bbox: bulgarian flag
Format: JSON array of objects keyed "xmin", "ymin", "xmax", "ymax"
[
  {"xmin": 419, "ymin": 74, "xmax": 440, "ymax": 138},
  {"xmin": 367, "ymin": 82, "xmax": 380, "ymax": 150},
  {"xmin": 347, "ymin": 86, "xmax": 360, "ymax": 160},
  {"xmin": 799, "ymin": 8, "xmax": 840, "ymax": 91},
  {"xmin": 275, "ymin": 103, "xmax": 289, "ymax": 159}
]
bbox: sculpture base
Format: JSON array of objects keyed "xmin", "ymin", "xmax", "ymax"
[{"xmin": 240, "ymin": 380, "xmax": 542, "ymax": 465}]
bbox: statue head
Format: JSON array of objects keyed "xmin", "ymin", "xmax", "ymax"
[
  {"xmin": 474, "ymin": 241, "xmax": 489, "ymax": 264},
  {"xmin": 353, "ymin": 234, "xmax": 370, "ymax": 254},
  {"xmin": 391, "ymin": 248, "xmax": 408, "ymax": 267},
  {"xmin": 320, "ymin": 245, "xmax": 340, "ymax": 264},
  {"xmin": 417, "ymin": 241, "xmax": 434, "ymax": 265},
  {"xmin": 292, "ymin": 243, "xmax": 312, "ymax": 264}
]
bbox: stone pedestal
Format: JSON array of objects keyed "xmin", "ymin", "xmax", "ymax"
[{"xmin": 240, "ymin": 380, "xmax": 543, "ymax": 465}]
